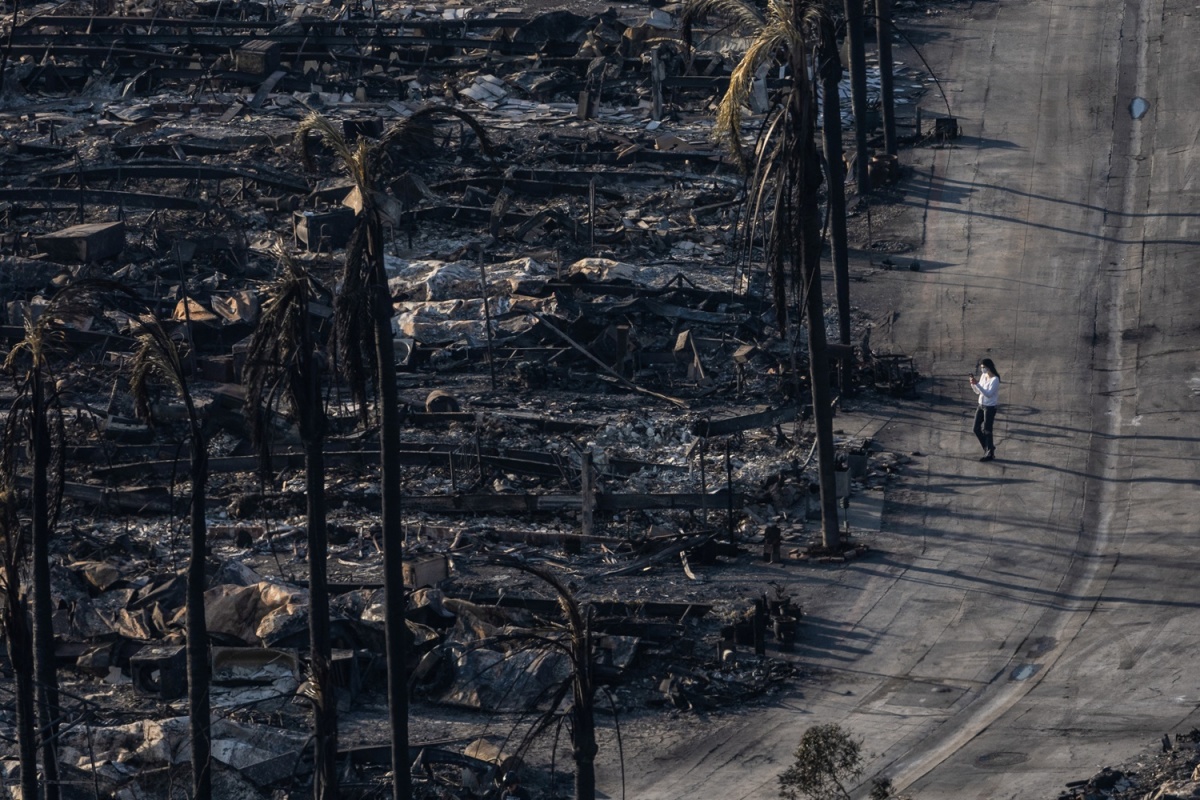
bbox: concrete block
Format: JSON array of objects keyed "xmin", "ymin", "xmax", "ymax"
[
  {"xmin": 342, "ymin": 117, "xmax": 383, "ymax": 142},
  {"xmin": 403, "ymin": 554, "xmax": 448, "ymax": 589},
  {"xmin": 294, "ymin": 208, "xmax": 356, "ymax": 251},
  {"xmin": 35, "ymin": 221, "xmax": 125, "ymax": 263},
  {"xmin": 933, "ymin": 116, "xmax": 960, "ymax": 139},
  {"xmin": 130, "ymin": 644, "xmax": 187, "ymax": 700},
  {"xmin": 198, "ymin": 355, "xmax": 237, "ymax": 383},
  {"xmin": 235, "ymin": 40, "xmax": 281, "ymax": 75}
]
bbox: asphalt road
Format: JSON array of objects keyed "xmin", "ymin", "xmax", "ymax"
[{"xmin": 599, "ymin": 0, "xmax": 1200, "ymax": 797}]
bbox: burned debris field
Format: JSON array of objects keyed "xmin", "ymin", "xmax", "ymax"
[{"xmin": 0, "ymin": 1, "xmax": 934, "ymax": 798}]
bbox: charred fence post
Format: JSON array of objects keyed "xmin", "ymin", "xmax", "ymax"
[
  {"xmin": 573, "ymin": 451, "xmax": 595, "ymax": 554},
  {"xmin": 724, "ymin": 443, "xmax": 737, "ymax": 539},
  {"xmin": 478, "ymin": 253, "xmax": 497, "ymax": 391}
]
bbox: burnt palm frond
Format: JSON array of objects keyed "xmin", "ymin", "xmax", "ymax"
[
  {"xmin": 497, "ymin": 558, "xmax": 587, "ymax": 639},
  {"xmin": 0, "ymin": 383, "xmax": 65, "ymax": 533},
  {"xmin": 682, "ymin": 0, "xmax": 766, "ymax": 35},
  {"xmin": 294, "ymin": 113, "xmax": 382, "ymax": 422},
  {"xmin": 332, "ymin": 221, "xmax": 379, "ymax": 422},
  {"xmin": 129, "ymin": 318, "xmax": 190, "ymax": 425},
  {"xmin": 243, "ymin": 249, "xmax": 328, "ymax": 478},
  {"xmin": 515, "ymin": 677, "xmax": 574, "ymax": 757},
  {"xmin": 718, "ymin": 20, "xmax": 792, "ymax": 170},
  {"xmin": 295, "ymin": 112, "xmax": 363, "ymax": 178},
  {"xmin": 4, "ymin": 279, "xmax": 144, "ymax": 374},
  {"xmin": 0, "ymin": 478, "xmax": 25, "ymax": 674},
  {"xmin": 376, "ymin": 104, "xmax": 497, "ymax": 170},
  {"xmin": 702, "ymin": 0, "xmax": 830, "ymax": 331},
  {"xmin": 3, "ymin": 309, "xmax": 66, "ymax": 378},
  {"xmin": 702, "ymin": 0, "xmax": 827, "ymax": 174},
  {"xmin": 0, "ymin": 283, "xmax": 121, "ymax": 532}
]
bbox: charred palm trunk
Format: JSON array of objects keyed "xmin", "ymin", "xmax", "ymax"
[
  {"xmin": 3, "ymin": 574, "xmax": 38, "ymax": 800},
  {"xmin": 187, "ymin": 428, "xmax": 212, "ymax": 800},
  {"xmin": 819, "ymin": 29, "xmax": 853, "ymax": 373},
  {"xmin": 0, "ymin": 414, "xmax": 34, "ymax": 799},
  {"xmin": 307, "ymin": 436, "xmax": 336, "ymax": 799},
  {"xmin": 505, "ymin": 561, "xmax": 598, "ymax": 800},
  {"xmin": 31, "ymin": 376, "xmax": 60, "ymax": 800},
  {"xmin": 0, "ymin": 0, "xmax": 20, "ymax": 94},
  {"xmin": 843, "ymin": 0, "xmax": 871, "ymax": 189},
  {"xmin": 572, "ymin": 626, "xmax": 598, "ymax": 800},
  {"xmin": 304, "ymin": 347, "xmax": 336, "ymax": 800},
  {"xmin": 801, "ymin": 225, "xmax": 841, "ymax": 550},
  {"xmin": 875, "ymin": 0, "xmax": 897, "ymax": 156},
  {"xmin": 790, "ymin": 43, "xmax": 841, "ymax": 551},
  {"xmin": 243, "ymin": 258, "xmax": 337, "ymax": 799},
  {"xmin": 368, "ymin": 216, "xmax": 410, "ymax": 800}
]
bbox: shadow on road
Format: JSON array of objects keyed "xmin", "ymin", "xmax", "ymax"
[
  {"xmin": 896, "ymin": 173, "xmax": 1200, "ymax": 246},
  {"xmin": 852, "ymin": 552, "xmax": 1200, "ymax": 612},
  {"xmin": 795, "ymin": 615, "xmax": 875, "ymax": 662}
]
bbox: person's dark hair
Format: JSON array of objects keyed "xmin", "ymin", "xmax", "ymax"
[{"xmin": 978, "ymin": 358, "xmax": 1000, "ymax": 380}]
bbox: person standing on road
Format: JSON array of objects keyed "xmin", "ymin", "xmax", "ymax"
[{"xmin": 970, "ymin": 358, "xmax": 1001, "ymax": 461}]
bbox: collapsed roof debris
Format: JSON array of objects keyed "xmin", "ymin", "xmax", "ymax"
[{"xmin": 0, "ymin": 1, "xmax": 938, "ymax": 798}]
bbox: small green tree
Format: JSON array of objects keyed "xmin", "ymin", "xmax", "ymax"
[
  {"xmin": 869, "ymin": 777, "xmax": 894, "ymax": 800},
  {"xmin": 778, "ymin": 723, "xmax": 863, "ymax": 800}
]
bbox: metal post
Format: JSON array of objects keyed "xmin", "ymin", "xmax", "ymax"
[
  {"xmin": 574, "ymin": 450, "xmax": 594, "ymax": 554},
  {"xmin": 725, "ymin": 442, "xmax": 735, "ymax": 540},
  {"xmin": 478, "ymin": 253, "xmax": 497, "ymax": 391},
  {"xmin": 588, "ymin": 178, "xmax": 596, "ymax": 255}
]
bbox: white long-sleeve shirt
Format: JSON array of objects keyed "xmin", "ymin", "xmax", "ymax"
[{"xmin": 972, "ymin": 373, "xmax": 1000, "ymax": 407}]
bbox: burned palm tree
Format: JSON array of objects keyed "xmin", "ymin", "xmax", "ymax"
[
  {"xmin": 242, "ymin": 251, "xmax": 337, "ymax": 800},
  {"xmin": 128, "ymin": 309, "xmax": 213, "ymax": 800},
  {"xmin": 494, "ymin": 558, "xmax": 601, "ymax": 800},
  {"xmin": 875, "ymin": 0, "xmax": 896, "ymax": 157},
  {"xmin": 295, "ymin": 105, "xmax": 494, "ymax": 800},
  {"xmin": 815, "ymin": 14, "xmax": 854, "ymax": 366},
  {"xmin": 0, "ymin": 414, "xmax": 38, "ymax": 800},
  {"xmin": 3, "ymin": 280, "xmax": 215, "ymax": 798},
  {"xmin": 686, "ymin": 0, "xmax": 842, "ymax": 549},
  {"xmin": 842, "ymin": 0, "xmax": 871, "ymax": 188},
  {"xmin": 19, "ymin": 279, "xmax": 213, "ymax": 797},
  {"xmin": 3, "ymin": 299, "xmax": 74, "ymax": 800}
]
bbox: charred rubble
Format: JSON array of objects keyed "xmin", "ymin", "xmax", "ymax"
[{"xmin": 0, "ymin": 1, "xmax": 937, "ymax": 798}]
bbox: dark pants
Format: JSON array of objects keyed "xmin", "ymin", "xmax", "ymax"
[{"xmin": 973, "ymin": 405, "xmax": 997, "ymax": 453}]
